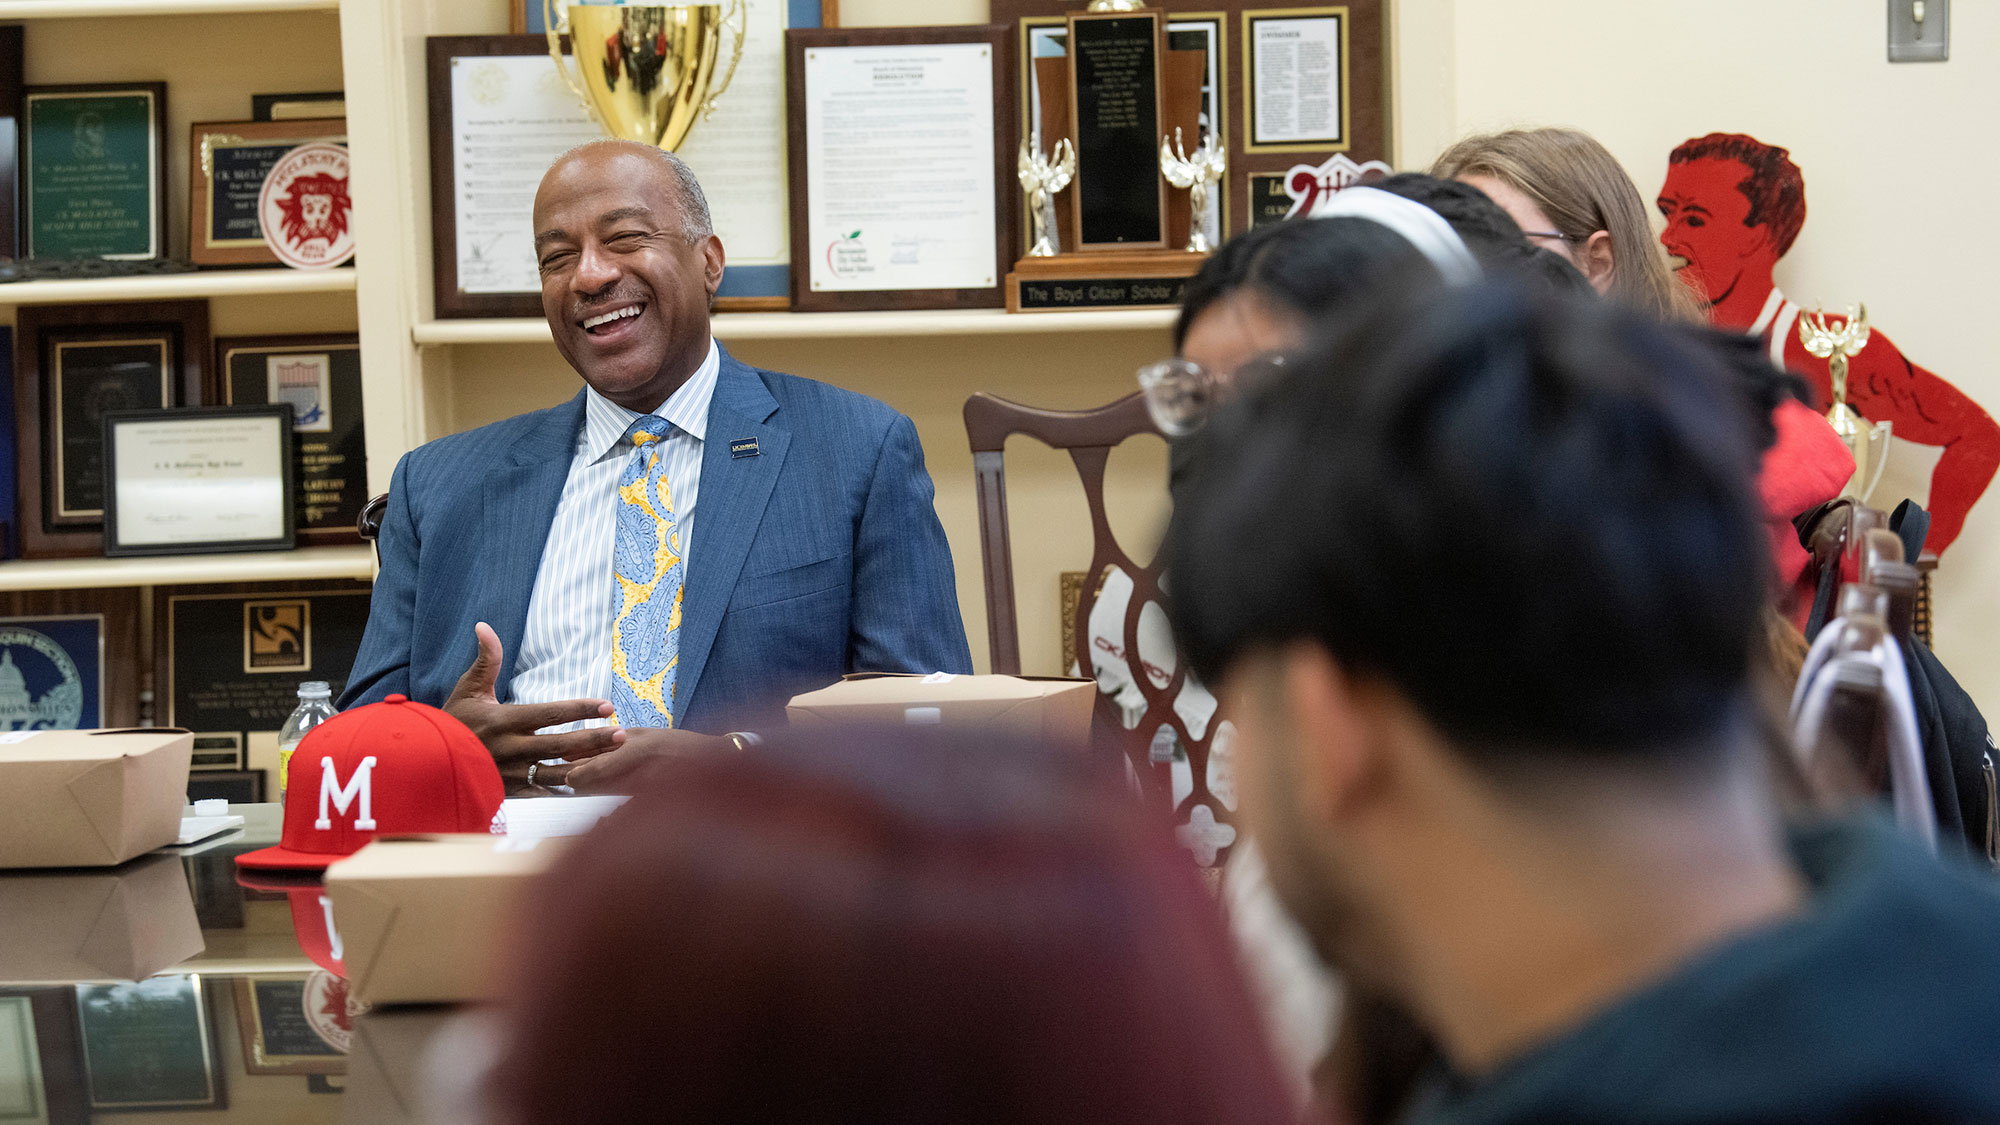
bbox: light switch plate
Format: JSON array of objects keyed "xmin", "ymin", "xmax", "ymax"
[{"xmin": 1889, "ymin": 0, "xmax": 1949, "ymax": 62}]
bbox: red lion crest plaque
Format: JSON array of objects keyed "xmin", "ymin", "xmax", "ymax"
[{"xmin": 258, "ymin": 143, "xmax": 355, "ymax": 270}]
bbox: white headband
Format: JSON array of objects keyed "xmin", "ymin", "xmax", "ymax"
[{"xmin": 1306, "ymin": 186, "xmax": 1481, "ymax": 287}]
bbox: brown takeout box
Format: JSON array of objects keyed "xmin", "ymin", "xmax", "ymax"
[
  {"xmin": 324, "ymin": 834, "xmax": 571, "ymax": 1006},
  {"xmin": 0, "ymin": 729, "xmax": 193, "ymax": 868},
  {"xmin": 0, "ymin": 852, "xmax": 205, "ymax": 982},
  {"xmin": 786, "ymin": 673, "xmax": 1096, "ymax": 751}
]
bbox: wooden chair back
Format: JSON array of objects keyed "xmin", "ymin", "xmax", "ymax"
[{"xmin": 964, "ymin": 391, "xmax": 1233, "ymax": 858}]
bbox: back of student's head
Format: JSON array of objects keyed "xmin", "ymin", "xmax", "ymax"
[
  {"xmin": 1167, "ymin": 283, "xmax": 1771, "ymax": 765},
  {"xmin": 485, "ymin": 727, "xmax": 1293, "ymax": 1124}
]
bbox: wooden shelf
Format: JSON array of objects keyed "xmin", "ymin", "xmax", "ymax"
[
  {"xmin": 0, "ymin": 267, "xmax": 356, "ymax": 307},
  {"xmin": 413, "ymin": 306, "xmax": 1180, "ymax": 346},
  {"xmin": 0, "ymin": 0, "xmax": 336, "ymax": 17},
  {"xmin": 0, "ymin": 544, "xmax": 374, "ymax": 592}
]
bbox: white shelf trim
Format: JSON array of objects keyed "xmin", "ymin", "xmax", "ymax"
[
  {"xmin": 0, "ymin": 0, "xmax": 336, "ymax": 17},
  {"xmin": 413, "ymin": 306, "xmax": 1179, "ymax": 345},
  {"xmin": 0, "ymin": 544, "xmax": 375, "ymax": 592},
  {"xmin": 0, "ymin": 268, "xmax": 356, "ymax": 307}
]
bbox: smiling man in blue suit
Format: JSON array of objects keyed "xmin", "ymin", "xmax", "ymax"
[{"xmin": 342, "ymin": 141, "xmax": 971, "ymax": 791}]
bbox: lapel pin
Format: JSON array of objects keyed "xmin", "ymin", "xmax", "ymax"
[{"xmin": 729, "ymin": 437, "xmax": 760, "ymax": 460}]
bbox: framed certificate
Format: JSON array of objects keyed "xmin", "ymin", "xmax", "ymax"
[
  {"xmin": 102, "ymin": 406, "xmax": 294, "ymax": 557},
  {"xmin": 188, "ymin": 118, "xmax": 348, "ymax": 267},
  {"xmin": 785, "ymin": 26, "xmax": 1016, "ymax": 312},
  {"xmin": 214, "ymin": 335, "xmax": 366, "ymax": 544},
  {"xmin": 12, "ymin": 300, "xmax": 208, "ymax": 559},
  {"xmin": 22, "ymin": 83, "xmax": 167, "ymax": 260},
  {"xmin": 1242, "ymin": 7, "xmax": 1349, "ymax": 153}
]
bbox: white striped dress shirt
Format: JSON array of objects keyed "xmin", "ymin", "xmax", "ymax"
[{"xmin": 510, "ymin": 338, "xmax": 719, "ymax": 730}]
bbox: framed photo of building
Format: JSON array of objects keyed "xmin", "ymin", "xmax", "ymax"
[{"xmin": 0, "ymin": 588, "xmax": 143, "ymax": 730}]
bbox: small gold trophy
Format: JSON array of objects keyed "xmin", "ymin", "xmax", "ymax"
[
  {"xmin": 544, "ymin": 0, "xmax": 748, "ymax": 151},
  {"xmin": 1160, "ymin": 126, "xmax": 1225, "ymax": 254},
  {"xmin": 1019, "ymin": 138, "xmax": 1076, "ymax": 258},
  {"xmin": 1799, "ymin": 303, "xmax": 1893, "ymax": 502}
]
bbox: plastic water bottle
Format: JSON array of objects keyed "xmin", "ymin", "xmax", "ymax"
[{"xmin": 276, "ymin": 682, "xmax": 336, "ymax": 802}]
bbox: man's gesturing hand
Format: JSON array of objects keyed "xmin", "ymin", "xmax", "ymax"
[{"xmin": 445, "ymin": 622, "xmax": 623, "ymax": 792}]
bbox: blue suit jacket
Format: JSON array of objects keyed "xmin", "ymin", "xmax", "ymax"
[{"xmin": 341, "ymin": 349, "xmax": 972, "ymax": 732}]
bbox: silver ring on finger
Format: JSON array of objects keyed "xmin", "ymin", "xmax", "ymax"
[{"xmin": 527, "ymin": 761, "xmax": 540, "ymax": 788}]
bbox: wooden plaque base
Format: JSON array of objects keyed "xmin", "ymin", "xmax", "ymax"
[{"xmin": 1006, "ymin": 250, "xmax": 1208, "ymax": 313}]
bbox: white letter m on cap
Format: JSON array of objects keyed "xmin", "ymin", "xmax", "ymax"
[{"xmin": 316, "ymin": 756, "xmax": 378, "ymax": 830}]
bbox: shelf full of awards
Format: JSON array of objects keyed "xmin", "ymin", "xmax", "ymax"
[
  {"xmin": 0, "ymin": 543, "xmax": 374, "ymax": 591},
  {"xmin": 0, "ymin": 0, "xmax": 337, "ymax": 18},
  {"xmin": 0, "ymin": 267, "xmax": 356, "ymax": 307},
  {"xmin": 412, "ymin": 306, "xmax": 1182, "ymax": 347}
]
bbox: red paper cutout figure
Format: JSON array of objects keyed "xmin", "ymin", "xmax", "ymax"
[{"xmin": 1658, "ymin": 133, "xmax": 1999, "ymax": 552}]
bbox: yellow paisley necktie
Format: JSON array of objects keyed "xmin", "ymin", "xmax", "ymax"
[{"xmin": 609, "ymin": 416, "xmax": 684, "ymax": 727}]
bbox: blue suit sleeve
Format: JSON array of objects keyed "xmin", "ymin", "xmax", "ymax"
[
  {"xmin": 339, "ymin": 453, "xmax": 419, "ymax": 709},
  {"xmin": 849, "ymin": 413, "xmax": 973, "ymax": 675}
]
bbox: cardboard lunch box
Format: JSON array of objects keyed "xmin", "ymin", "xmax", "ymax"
[
  {"xmin": 0, "ymin": 852, "xmax": 205, "ymax": 983},
  {"xmin": 0, "ymin": 729, "xmax": 194, "ymax": 868},
  {"xmin": 786, "ymin": 673, "xmax": 1096, "ymax": 751},
  {"xmin": 324, "ymin": 834, "xmax": 572, "ymax": 1006}
]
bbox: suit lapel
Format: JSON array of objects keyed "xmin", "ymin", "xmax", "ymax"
[
  {"xmin": 485, "ymin": 392, "xmax": 586, "ymax": 696},
  {"xmin": 676, "ymin": 352, "xmax": 788, "ymax": 721}
]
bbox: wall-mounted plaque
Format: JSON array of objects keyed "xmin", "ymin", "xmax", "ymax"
[
  {"xmin": 1242, "ymin": 7, "xmax": 1348, "ymax": 153},
  {"xmin": 103, "ymin": 406, "xmax": 293, "ymax": 557},
  {"xmin": 1247, "ymin": 169, "xmax": 1292, "ymax": 227},
  {"xmin": 155, "ymin": 582, "xmax": 371, "ymax": 792},
  {"xmin": 0, "ymin": 591, "xmax": 140, "ymax": 729},
  {"xmin": 12, "ymin": 301, "xmax": 208, "ymax": 559},
  {"xmin": 22, "ymin": 83, "xmax": 167, "ymax": 261},
  {"xmin": 215, "ymin": 335, "xmax": 365, "ymax": 544},
  {"xmin": 188, "ymin": 118, "xmax": 348, "ymax": 267},
  {"xmin": 786, "ymin": 26, "xmax": 1015, "ymax": 312}
]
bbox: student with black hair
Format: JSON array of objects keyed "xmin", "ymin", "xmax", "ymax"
[{"xmin": 1165, "ymin": 283, "xmax": 2000, "ymax": 1124}]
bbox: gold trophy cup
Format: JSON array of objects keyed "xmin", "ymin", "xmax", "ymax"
[
  {"xmin": 544, "ymin": 0, "xmax": 748, "ymax": 151},
  {"xmin": 1799, "ymin": 303, "xmax": 1893, "ymax": 502}
]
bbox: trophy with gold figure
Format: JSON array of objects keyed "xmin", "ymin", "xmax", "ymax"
[
  {"xmin": 543, "ymin": 0, "xmax": 748, "ymax": 151},
  {"xmin": 1799, "ymin": 303, "xmax": 1893, "ymax": 502}
]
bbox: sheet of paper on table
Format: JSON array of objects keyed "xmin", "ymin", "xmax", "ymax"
[{"xmin": 498, "ymin": 794, "xmax": 629, "ymax": 839}]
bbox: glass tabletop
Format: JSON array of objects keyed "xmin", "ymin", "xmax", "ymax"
[{"xmin": 0, "ymin": 804, "xmax": 452, "ymax": 1123}]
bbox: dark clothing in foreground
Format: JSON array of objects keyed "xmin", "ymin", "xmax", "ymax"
[{"xmin": 1418, "ymin": 818, "xmax": 2000, "ymax": 1125}]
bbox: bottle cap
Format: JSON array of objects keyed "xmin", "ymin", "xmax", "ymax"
[
  {"xmin": 298, "ymin": 681, "xmax": 333, "ymax": 698},
  {"xmin": 193, "ymin": 798, "xmax": 229, "ymax": 817}
]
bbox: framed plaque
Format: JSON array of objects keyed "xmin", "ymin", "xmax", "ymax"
[
  {"xmin": 155, "ymin": 582, "xmax": 372, "ymax": 791},
  {"xmin": 1242, "ymin": 7, "xmax": 1348, "ymax": 152},
  {"xmin": 0, "ymin": 588, "xmax": 143, "ymax": 730},
  {"xmin": 0, "ymin": 989, "xmax": 89, "ymax": 1124},
  {"xmin": 22, "ymin": 82, "xmax": 167, "ymax": 261},
  {"xmin": 189, "ymin": 118, "xmax": 348, "ymax": 267},
  {"xmin": 233, "ymin": 976, "xmax": 347, "ymax": 1075},
  {"xmin": 1247, "ymin": 170, "xmax": 1293, "ymax": 227},
  {"xmin": 75, "ymin": 977, "xmax": 224, "ymax": 1112},
  {"xmin": 103, "ymin": 406, "xmax": 294, "ymax": 557},
  {"xmin": 12, "ymin": 301, "xmax": 208, "ymax": 559},
  {"xmin": 215, "ymin": 335, "xmax": 366, "ymax": 544},
  {"xmin": 785, "ymin": 26, "xmax": 1014, "ymax": 312}
]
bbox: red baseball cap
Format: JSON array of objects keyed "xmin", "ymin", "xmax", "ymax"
[{"xmin": 236, "ymin": 694, "xmax": 505, "ymax": 871}]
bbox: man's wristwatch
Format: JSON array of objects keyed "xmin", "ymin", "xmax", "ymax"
[{"xmin": 723, "ymin": 731, "xmax": 762, "ymax": 752}]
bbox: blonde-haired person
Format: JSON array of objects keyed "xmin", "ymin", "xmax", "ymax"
[{"xmin": 1434, "ymin": 126, "xmax": 1705, "ymax": 322}]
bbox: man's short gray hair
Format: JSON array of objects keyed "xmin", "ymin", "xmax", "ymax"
[{"xmin": 556, "ymin": 139, "xmax": 714, "ymax": 244}]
